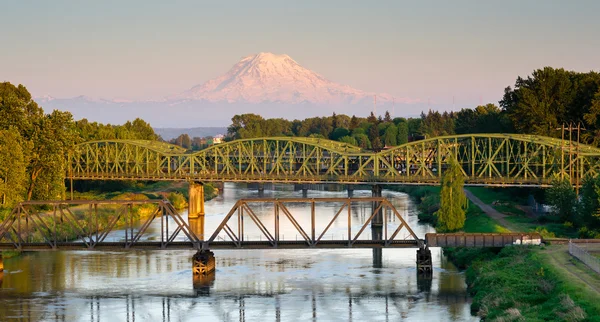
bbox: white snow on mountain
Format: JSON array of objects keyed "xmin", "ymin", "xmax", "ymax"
[{"xmin": 170, "ymin": 52, "xmax": 414, "ymax": 104}]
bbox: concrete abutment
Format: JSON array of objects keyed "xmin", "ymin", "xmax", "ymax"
[{"xmin": 188, "ymin": 182, "xmax": 205, "ymax": 220}]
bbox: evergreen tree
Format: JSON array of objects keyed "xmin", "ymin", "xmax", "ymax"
[
  {"xmin": 384, "ymin": 111, "xmax": 392, "ymax": 123},
  {"xmin": 349, "ymin": 115, "xmax": 360, "ymax": 130},
  {"xmin": 435, "ymin": 160, "xmax": 468, "ymax": 231},
  {"xmin": 546, "ymin": 179, "xmax": 578, "ymax": 223}
]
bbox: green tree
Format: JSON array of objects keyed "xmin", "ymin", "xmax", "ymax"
[
  {"xmin": 397, "ymin": 121, "xmax": 408, "ymax": 145},
  {"xmin": 435, "ymin": 160, "xmax": 468, "ymax": 232},
  {"xmin": 546, "ymin": 179, "xmax": 578, "ymax": 223},
  {"xmin": 172, "ymin": 134, "xmax": 192, "ymax": 149},
  {"xmin": 352, "ymin": 133, "xmax": 371, "ymax": 149},
  {"xmin": 338, "ymin": 135, "xmax": 357, "ymax": 146},
  {"xmin": 578, "ymin": 176, "xmax": 600, "ymax": 229},
  {"xmin": 330, "ymin": 127, "xmax": 350, "ymax": 141},
  {"xmin": 384, "ymin": 111, "xmax": 392, "ymax": 123},
  {"xmin": 26, "ymin": 110, "xmax": 77, "ymax": 200},
  {"xmin": 0, "ymin": 129, "xmax": 28, "ymax": 207},
  {"xmin": 383, "ymin": 124, "xmax": 397, "ymax": 146}
]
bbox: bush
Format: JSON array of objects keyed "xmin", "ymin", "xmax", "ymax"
[{"xmin": 168, "ymin": 192, "xmax": 188, "ymax": 210}]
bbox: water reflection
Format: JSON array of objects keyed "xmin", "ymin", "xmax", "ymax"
[{"xmin": 0, "ymin": 183, "xmax": 477, "ymax": 321}]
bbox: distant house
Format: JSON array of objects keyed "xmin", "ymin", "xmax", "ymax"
[{"xmin": 213, "ymin": 134, "xmax": 224, "ymax": 144}]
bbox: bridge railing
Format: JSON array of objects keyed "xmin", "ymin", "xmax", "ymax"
[
  {"xmin": 0, "ymin": 200, "xmax": 201, "ymax": 251},
  {"xmin": 205, "ymin": 197, "xmax": 423, "ymax": 249}
]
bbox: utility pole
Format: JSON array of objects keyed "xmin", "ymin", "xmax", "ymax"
[
  {"xmin": 373, "ymin": 95, "xmax": 377, "ymax": 116},
  {"xmin": 561, "ymin": 124, "xmax": 565, "ymax": 181}
]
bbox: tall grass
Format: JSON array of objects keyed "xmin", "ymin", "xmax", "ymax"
[{"xmin": 466, "ymin": 247, "xmax": 598, "ymax": 321}]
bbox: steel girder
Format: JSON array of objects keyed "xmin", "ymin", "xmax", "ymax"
[{"xmin": 68, "ymin": 135, "xmax": 600, "ymax": 187}]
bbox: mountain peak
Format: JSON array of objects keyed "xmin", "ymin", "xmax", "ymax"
[{"xmin": 171, "ymin": 52, "xmax": 400, "ymax": 104}]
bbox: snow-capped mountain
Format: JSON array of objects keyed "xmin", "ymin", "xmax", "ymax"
[
  {"xmin": 170, "ymin": 52, "xmax": 405, "ymax": 105},
  {"xmin": 36, "ymin": 52, "xmax": 419, "ymax": 127}
]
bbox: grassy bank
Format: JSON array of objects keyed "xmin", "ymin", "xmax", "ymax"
[
  {"xmin": 466, "ymin": 187, "xmax": 578, "ymax": 238},
  {"xmin": 466, "ymin": 246, "xmax": 600, "ymax": 321},
  {"xmin": 396, "ymin": 184, "xmax": 600, "ymax": 320}
]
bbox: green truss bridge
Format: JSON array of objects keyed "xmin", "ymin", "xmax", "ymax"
[{"xmin": 68, "ymin": 134, "xmax": 600, "ymax": 187}]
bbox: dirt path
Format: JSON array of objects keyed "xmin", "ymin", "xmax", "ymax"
[
  {"xmin": 540, "ymin": 245, "xmax": 600, "ymax": 295},
  {"xmin": 463, "ymin": 189, "xmax": 521, "ymax": 231},
  {"xmin": 464, "ymin": 189, "xmax": 600, "ymax": 295}
]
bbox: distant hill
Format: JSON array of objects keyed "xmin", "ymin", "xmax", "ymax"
[{"xmin": 154, "ymin": 127, "xmax": 227, "ymax": 140}]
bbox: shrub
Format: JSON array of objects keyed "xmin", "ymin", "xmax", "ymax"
[{"xmin": 168, "ymin": 192, "xmax": 188, "ymax": 210}]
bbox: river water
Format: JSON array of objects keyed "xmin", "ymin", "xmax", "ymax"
[{"xmin": 0, "ymin": 183, "xmax": 477, "ymax": 321}]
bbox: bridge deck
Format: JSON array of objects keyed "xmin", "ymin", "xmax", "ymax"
[{"xmin": 0, "ymin": 240, "xmax": 422, "ymax": 251}]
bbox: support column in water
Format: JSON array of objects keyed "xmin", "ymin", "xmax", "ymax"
[
  {"xmin": 192, "ymin": 250, "xmax": 216, "ymax": 276},
  {"xmin": 371, "ymin": 184, "xmax": 383, "ymax": 227},
  {"xmin": 192, "ymin": 250, "xmax": 216, "ymax": 295},
  {"xmin": 302, "ymin": 183, "xmax": 308, "ymax": 198},
  {"xmin": 347, "ymin": 185, "xmax": 354, "ymax": 198},
  {"xmin": 416, "ymin": 247, "xmax": 433, "ymax": 276},
  {"xmin": 188, "ymin": 181, "xmax": 205, "ymax": 220},
  {"xmin": 258, "ymin": 182, "xmax": 265, "ymax": 197}
]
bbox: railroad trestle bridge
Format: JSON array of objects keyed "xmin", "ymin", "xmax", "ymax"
[
  {"xmin": 0, "ymin": 198, "xmax": 541, "ymax": 279},
  {"xmin": 69, "ymin": 134, "xmax": 600, "ymax": 187}
]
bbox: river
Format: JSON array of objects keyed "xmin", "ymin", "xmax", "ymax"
[{"xmin": 0, "ymin": 183, "xmax": 477, "ymax": 321}]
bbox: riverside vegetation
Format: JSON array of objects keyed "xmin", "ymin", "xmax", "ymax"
[{"xmin": 399, "ymin": 181, "xmax": 600, "ymax": 320}]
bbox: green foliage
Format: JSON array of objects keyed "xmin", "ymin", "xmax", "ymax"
[
  {"xmin": 455, "ymin": 104, "xmax": 512, "ymax": 134},
  {"xmin": 463, "ymin": 202, "xmax": 510, "ymax": 233},
  {"xmin": 330, "ymin": 127, "xmax": 350, "ymax": 141},
  {"xmin": 338, "ymin": 135, "xmax": 357, "ymax": 146},
  {"xmin": 501, "ymin": 67, "xmax": 600, "ymax": 140},
  {"xmin": 383, "ymin": 124, "xmax": 397, "ymax": 146},
  {"xmin": 75, "ymin": 117, "xmax": 158, "ymax": 141},
  {"xmin": 435, "ymin": 160, "xmax": 468, "ymax": 232},
  {"xmin": 546, "ymin": 179, "xmax": 578, "ymax": 222},
  {"xmin": 578, "ymin": 175, "xmax": 600, "ymax": 229},
  {"xmin": 396, "ymin": 121, "xmax": 408, "ymax": 145},
  {"xmin": 419, "ymin": 110, "xmax": 455, "ymax": 137},
  {"xmin": 0, "ymin": 129, "xmax": 28, "ymax": 207},
  {"xmin": 466, "ymin": 247, "xmax": 597, "ymax": 321},
  {"xmin": 167, "ymin": 192, "xmax": 188, "ymax": 210}
]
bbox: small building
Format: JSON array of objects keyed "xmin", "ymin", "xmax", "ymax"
[{"xmin": 213, "ymin": 134, "xmax": 224, "ymax": 144}]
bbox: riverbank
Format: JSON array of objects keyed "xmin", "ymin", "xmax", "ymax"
[{"xmin": 396, "ymin": 185, "xmax": 600, "ymax": 321}]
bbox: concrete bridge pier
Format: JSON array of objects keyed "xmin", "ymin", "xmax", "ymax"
[
  {"xmin": 192, "ymin": 250, "xmax": 215, "ymax": 277},
  {"xmin": 189, "ymin": 217, "xmax": 205, "ymax": 241},
  {"xmin": 371, "ymin": 185, "xmax": 383, "ymax": 227},
  {"xmin": 188, "ymin": 182, "xmax": 205, "ymax": 220},
  {"xmin": 347, "ymin": 185, "xmax": 354, "ymax": 198}
]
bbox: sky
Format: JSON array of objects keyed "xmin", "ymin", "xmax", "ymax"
[{"xmin": 2, "ymin": 0, "xmax": 600, "ymax": 113}]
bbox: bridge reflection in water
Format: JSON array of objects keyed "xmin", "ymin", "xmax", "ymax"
[{"xmin": 0, "ymin": 248, "xmax": 472, "ymax": 322}]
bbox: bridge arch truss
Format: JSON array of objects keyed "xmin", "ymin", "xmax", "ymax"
[{"xmin": 68, "ymin": 134, "xmax": 600, "ymax": 187}]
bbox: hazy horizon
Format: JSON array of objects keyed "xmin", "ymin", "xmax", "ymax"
[{"xmin": 2, "ymin": 0, "xmax": 600, "ymax": 125}]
